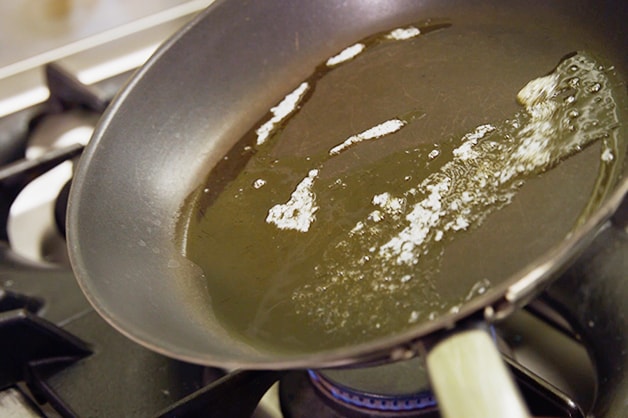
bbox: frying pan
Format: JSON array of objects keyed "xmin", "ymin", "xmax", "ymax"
[{"xmin": 67, "ymin": 0, "xmax": 627, "ymax": 416}]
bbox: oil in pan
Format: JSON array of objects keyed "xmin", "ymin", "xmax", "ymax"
[{"xmin": 177, "ymin": 19, "xmax": 625, "ymax": 353}]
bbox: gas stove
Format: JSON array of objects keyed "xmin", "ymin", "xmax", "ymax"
[{"xmin": 1, "ymin": 2, "xmax": 627, "ymax": 417}]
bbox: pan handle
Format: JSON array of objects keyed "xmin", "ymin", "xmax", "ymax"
[{"xmin": 425, "ymin": 326, "xmax": 529, "ymax": 418}]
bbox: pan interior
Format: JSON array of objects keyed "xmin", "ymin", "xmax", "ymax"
[{"xmin": 177, "ymin": 18, "xmax": 626, "ymax": 354}]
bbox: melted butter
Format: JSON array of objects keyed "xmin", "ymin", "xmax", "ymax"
[{"xmin": 178, "ymin": 22, "xmax": 625, "ymax": 353}]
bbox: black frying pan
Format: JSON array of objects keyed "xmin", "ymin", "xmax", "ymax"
[{"xmin": 67, "ymin": 1, "xmax": 627, "ymax": 416}]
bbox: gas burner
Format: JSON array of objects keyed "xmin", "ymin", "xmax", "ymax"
[
  {"xmin": 2, "ymin": 62, "xmax": 131, "ymax": 265},
  {"xmin": 307, "ymin": 359, "xmax": 436, "ymax": 417},
  {"xmin": 280, "ymin": 369, "xmax": 436, "ymax": 418},
  {"xmin": 7, "ymin": 110, "xmax": 95, "ymax": 264}
]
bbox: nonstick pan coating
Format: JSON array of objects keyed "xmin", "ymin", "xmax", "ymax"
[{"xmin": 67, "ymin": 0, "xmax": 627, "ymax": 368}]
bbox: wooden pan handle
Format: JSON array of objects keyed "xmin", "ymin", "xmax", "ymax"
[{"xmin": 426, "ymin": 328, "xmax": 530, "ymax": 418}]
